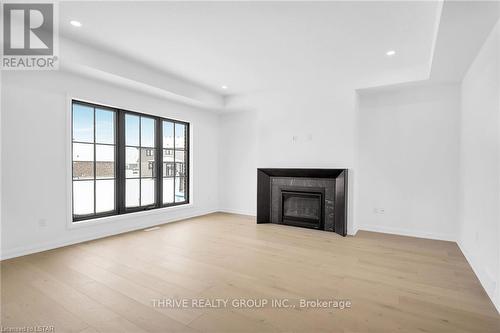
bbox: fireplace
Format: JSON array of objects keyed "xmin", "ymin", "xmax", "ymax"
[
  {"xmin": 257, "ymin": 168, "xmax": 348, "ymax": 236},
  {"xmin": 280, "ymin": 188, "xmax": 324, "ymax": 229}
]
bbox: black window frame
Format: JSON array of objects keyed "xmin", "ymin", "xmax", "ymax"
[{"xmin": 72, "ymin": 100, "xmax": 190, "ymax": 222}]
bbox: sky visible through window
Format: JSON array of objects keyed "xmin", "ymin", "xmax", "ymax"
[
  {"xmin": 72, "ymin": 104, "xmax": 93, "ymax": 142},
  {"xmin": 125, "ymin": 114, "xmax": 139, "ymax": 146},
  {"xmin": 73, "ymin": 104, "xmax": 115, "ymax": 160}
]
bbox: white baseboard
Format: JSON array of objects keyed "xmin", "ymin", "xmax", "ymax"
[
  {"xmin": 0, "ymin": 209, "xmax": 218, "ymax": 261},
  {"xmin": 357, "ymin": 224, "xmax": 456, "ymax": 242},
  {"xmin": 348, "ymin": 227, "xmax": 359, "ymax": 236},
  {"xmin": 457, "ymin": 240, "xmax": 500, "ymax": 314},
  {"xmin": 218, "ymin": 208, "xmax": 256, "ymax": 217}
]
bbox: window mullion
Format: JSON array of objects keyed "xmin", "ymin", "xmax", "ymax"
[
  {"xmin": 173, "ymin": 123, "xmax": 176, "ymax": 203},
  {"xmin": 93, "ymin": 107, "xmax": 97, "ymax": 215},
  {"xmin": 186, "ymin": 124, "xmax": 190, "ymax": 203},
  {"xmin": 139, "ymin": 116, "xmax": 142, "ymax": 207},
  {"xmin": 117, "ymin": 110, "xmax": 126, "ymax": 214},
  {"xmin": 157, "ymin": 118, "xmax": 162, "ymax": 207}
]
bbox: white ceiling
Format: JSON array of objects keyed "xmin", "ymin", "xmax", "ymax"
[
  {"xmin": 60, "ymin": 1, "xmax": 441, "ymax": 95},
  {"xmin": 430, "ymin": 0, "xmax": 500, "ymax": 82}
]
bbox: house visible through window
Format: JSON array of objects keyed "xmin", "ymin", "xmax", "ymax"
[
  {"xmin": 72, "ymin": 100, "xmax": 189, "ymax": 221},
  {"xmin": 162, "ymin": 121, "xmax": 187, "ymax": 204}
]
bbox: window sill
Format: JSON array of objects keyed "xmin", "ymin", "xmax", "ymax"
[{"xmin": 67, "ymin": 203, "xmax": 193, "ymax": 229}]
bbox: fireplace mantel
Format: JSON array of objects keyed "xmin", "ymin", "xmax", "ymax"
[{"xmin": 257, "ymin": 168, "xmax": 348, "ymax": 236}]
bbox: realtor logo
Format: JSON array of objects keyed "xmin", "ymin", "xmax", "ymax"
[{"xmin": 1, "ymin": 2, "xmax": 59, "ymax": 70}]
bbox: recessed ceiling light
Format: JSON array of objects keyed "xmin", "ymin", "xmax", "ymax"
[
  {"xmin": 386, "ymin": 50, "xmax": 396, "ymax": 56},
  {"xmin": 70, "ymin": 20, "xmax": 82, "ymax": 27},
  {"xmin": 221, "ymin": 85, "xmax": 228, "ymax": 90}
]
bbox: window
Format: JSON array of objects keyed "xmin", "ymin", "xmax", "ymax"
[
  {"xmin": 162, "ymin": 121, "xmax": 188, "ymax": 204},
  {"xmin": 72, "ymin": 103, "xmax": 116, "ymax": 219},
  {"xmin": 125, "ymin": 114, "xmax": 156, "ymax": 208},
  {"xmin": 71, "ymin": 100, "xmax": 189, "ymax": 221}
]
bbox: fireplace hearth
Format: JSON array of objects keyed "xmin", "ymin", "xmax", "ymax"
[{"xmin": 257, "ymin": 168, "xmax": 348, "ymax": 236}]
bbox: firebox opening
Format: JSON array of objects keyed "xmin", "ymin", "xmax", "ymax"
[{"xmin": 280, "ymin": 190, "xmax": 324, "ymax": 229}]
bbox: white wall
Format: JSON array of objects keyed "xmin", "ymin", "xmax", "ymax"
[
  {"xmin": 0, "ymin": 70, "xmax": 3, "ymax": 257},
  {"xmin": 356, "ymin": 83, "xmax": 460, "ymax": 241},
  {"xmin": 1, "ymin": 70, "xmax": 219, "ymax": 259},
  {"xmin": 218, "ymin": 110, "xmax": 258, "ymax": 216},
  {"xmin": 459, "ymin": 20, "xmax": 500, "ymax": 312},
  {"xmin": 219, "ymin": 87, "xmax": 358, "ymax": 233}
]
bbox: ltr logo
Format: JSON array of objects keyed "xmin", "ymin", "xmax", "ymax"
[{"xmin": 3, "ymin": 3, "xmax": 53, "ymax": 55}]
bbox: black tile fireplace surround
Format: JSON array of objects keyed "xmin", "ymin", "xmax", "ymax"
[{"xmin": 257, "ymin": 168, "xmax": 348, "ymax": 236}]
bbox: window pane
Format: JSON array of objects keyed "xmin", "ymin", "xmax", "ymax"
[
  {"xmin": 73, "ymin": 180, "xmax": 94, "ymax": 215},
  {"xmin": 163, "ymin": 149, "xmax": 174, "ymax": 162},
  {"xmin": 72, "ymin": 104, "xmax": 94, "ymax": 142},
  {"xmin": 141, "ymin": 179, "xmax": 155, "ymax": 206},
  {"xmin": 163, "ymin": 178, "xmax": 174, "ymax": 204},
  {"xmin": 96, "ymin": 179, "xmax": 114, "ymax": 213},
  {"xmin": 175, "ymin": 123, "xmax": 186, "ymax": 149},
  {"xmin": 175, "ymin": 177, "xmax": 186, "ymax": 202},
  {"xmin": 96, "ymin": 145, "xmax": 115, "ymax": 179},
  {"xmin": 73, "ymin": 143, "xmax": 94, "ymax": 180},
  {"xmin": 125, "ymin": 114, "xmax": 139, "ymax": 146},
  {"xmin": 175, "ymin": 163, "xmax": 186, "ymax": 177},
  {"xmin": 141, "ymin": 117, "xmax": 156, "ymax": 147},
  {"xmin": 163, "ymin": 163, "xmax": 175, "ymax": 177},
  {"xmin": 96, "ymin": 109, "xmax": 115, "ymax": 144},
  {"xmin": 163, "ymin": 121, "xmax": 174, "ymax": 148},
  {"xmin": 126, "ymin": 179, "xmax": 140, "ymax": 207},
  {"xmin": 126, "ymin": 147, "xmax": 140, "ymax": 178},
  {"xmin": 141, "ymin": 148, "xmax": 156, "ymax": 177},
  {"xmin": 175, "ymin": 150, "xmax": 186, "ymax": 177}
]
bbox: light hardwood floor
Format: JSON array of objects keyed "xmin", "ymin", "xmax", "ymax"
[{"xmin": 1, "ymin": 213, "xmax": 499, "ymax": 332}]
